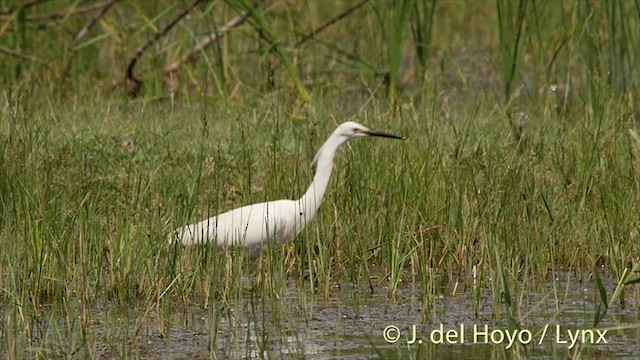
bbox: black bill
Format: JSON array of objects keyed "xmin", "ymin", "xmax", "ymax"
[{"xmin": 365, "ymin": 129, "xmax": 406, "ymax": 140}]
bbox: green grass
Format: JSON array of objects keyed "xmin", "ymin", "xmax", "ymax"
[
  {"xmin": 1, "ymin": 0, "xmax": 640, "ymax": 358},
  {"xmin": 1, "ymin": 88, "xmax": 638, "ymax": 357}
]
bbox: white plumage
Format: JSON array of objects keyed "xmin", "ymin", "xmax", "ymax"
[{"xmin": 169, "ymin": 121, "xmax": 405, "ymax": 256}]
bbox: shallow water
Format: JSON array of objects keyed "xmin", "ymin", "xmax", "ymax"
[
  {"xmin": 4, "ymin": 273, "xmax": 639, "ymax": 359},
  {"xmin": 79, "ymin": 274, "xmax": 639, "ymax": 359}
]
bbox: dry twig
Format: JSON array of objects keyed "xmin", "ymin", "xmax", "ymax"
[
  {"xmin": 294, "ymin": 0, "xmax": 369, "ymax": 48},
  {"xmin": 126, "ymin": 0, "xmax": 205, "ymax": 97},
  {"xmin": 0, "ymin": 44, "xmax": 42, "ymax": 63},
  {"xmin": 0, "ymin": 0, "xmax": 51, "ymax": 16},
  {"xmin": 162, "ymin": 11, "xmax": 250, "ymax": 93},
  {"xmin": 60, "ymin": 0, "xmax": 117, "ymax": 85},
  {"xmin": 0, "ymin": 1, "xmax": 114, "ymax": 21}
]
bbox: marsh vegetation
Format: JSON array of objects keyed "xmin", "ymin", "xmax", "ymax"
[{"xmin": 1, "ymin": 0, "xmax": 639, "ymax": 358}]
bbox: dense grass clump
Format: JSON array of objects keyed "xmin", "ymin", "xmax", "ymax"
[{"xmin": 1, "ymin": 89, "xmax": 638, "ymax": 356}]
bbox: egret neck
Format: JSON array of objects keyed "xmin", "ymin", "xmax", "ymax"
[{"xmin": 296, "ymin": 132, "xmax": 346, "ymax": 230}]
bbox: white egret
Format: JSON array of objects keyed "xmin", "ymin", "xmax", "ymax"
[{"xmin": 169, "ymin": 121, "xmax": 405, "ymax": 256}]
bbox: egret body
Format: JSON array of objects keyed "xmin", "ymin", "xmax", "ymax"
[{"xmin": 169, "ymin": 121, "xmax": 405, "ymax": 255}]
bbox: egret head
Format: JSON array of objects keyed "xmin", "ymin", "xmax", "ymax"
[
  {"xmin": 335, "ymin": 121, "xmax": 407, "ymax": 140},
  {"xmin": 313, "ymin": 121, "xmax": 405, "ymax": 165}
]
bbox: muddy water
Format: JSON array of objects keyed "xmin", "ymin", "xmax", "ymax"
[{"xmin": 84, "ymin": 274, "xmax": 640, "ymax": 359}]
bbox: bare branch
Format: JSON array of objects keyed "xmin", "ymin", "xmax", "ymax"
[
  {"xmin": 0, "ymin": 44, "xmax": 42, "ymax": 63},
  {"xmin": 0, "ymin": 1, "xmax": 112, "ymax": 21},
  {"xmin": 0, "ymin": 0, "xmax": 51, "ymax": 16},
  {"xmin": 162, "ymin": 11, "xmax": 249, "ymax": 92},
  {"xmin": 294, "ymin": 0, "xmax": 369, "ymax": 48},
  {"xmin": 60, "ymin": 0, "xmax": 117, "ymax": 85},
  {"xmin": 126, "ymin": 0, "xmax": 205, "ymax": 98}
]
